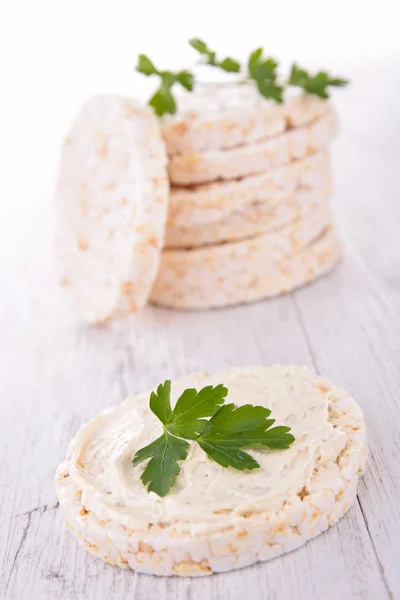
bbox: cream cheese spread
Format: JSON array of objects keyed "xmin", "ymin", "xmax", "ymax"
[
  {"xmin": 67, "ymin": 366, "xmax": 348, "ymax": 533},
  {"xmin": 164, "ymin": 80, "xmax": 302, "ymax": 120}
]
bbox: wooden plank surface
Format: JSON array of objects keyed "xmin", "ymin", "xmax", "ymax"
[{"xmin": 1, "ymin": 62, "xmax": 399, "ymax": 599}]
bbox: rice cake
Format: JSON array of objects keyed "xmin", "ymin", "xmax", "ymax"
[
  {"xmin": 162, "ymin": 81, "xmax": 330, "ymax": 154},
  {"xmin": 55, "ymin": 95, "xmax": 169, "ymax": 323},
  {"xmin": 168, "ymin": 109, "xmax": 337, "ymax": 185},
  {"xmin": 150, "ymin": 225, "xmax": 340, "ymax": 309},
  {"xmin": 165, "ymin": 185, "xmax": 332, "ymax": 248},
  {"xmin": 168, "ymin": 151, "xmax": 332, "ymax": 227}
]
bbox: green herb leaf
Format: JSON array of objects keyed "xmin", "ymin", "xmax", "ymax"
[
  {"xmin": 149, "ymin": 85, "xmax": 176, "ymax": 117},
  {"xmin": 167, "ymin": 384, "xmax": 228, "ymax": 439},
  {"xmin": 197, "ymin": 404, "xmax": 294, "ymax": 469},
  {"xmin": 248, "ymin": 49, "xmax": 277, "ymax": 80},
  {"xmin": 135, "ymin": 55, "xmax": 194, "ymax": 116},
  {"xmin": 136, "ymin": 54, "xmax": 157, "ymax": 76},
  {"xmin": 189, "ymin": 38, "xmax": 241, "ymax": 73},
  {"xmin": 219, "ymin": 57, "xmax": 241, "ymax": 73},
  {"xmin": 201, "ymin": 403, "xmax": 271, "ymax": 434},
  {"xmin": 176, "ymin": 70, "xmax": 195, "ymax": 91},
  {"xmin": 188, "ymin": 38, "xmax": 209, "ymax": 55},
  {"xmin": 255, "ymin": 78, "xmax": 284, "ymax": 103},
  {"xmin": 207, "ymin": 423, "xmax": 295, "ymax": 450},
  {"xmin": 248, "ymin": 425, "xmax": 295, "ymax": 449},
  {"xmin": 132, "ymin": 431, "xmax": 189, "ymax": 497},
  {"xmin": 247, "ymin": 48, "xmax": 283, "ymax": 103},
  {"xmin": 288, "ymin": 63, "xmax": 349, "ymax": 99},
  {"xmin": 197, "ymin": 440, "xmax": 260, "ymax": 470},
  {"xmin": 149, "ymin": 380, "xmax": 172, "ymax": 425}
]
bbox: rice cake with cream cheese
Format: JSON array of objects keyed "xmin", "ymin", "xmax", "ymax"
[
  {"xmin": 162, "ymin": 81, "xmax": 330, "ymax": 155},
  {"xmin": 56, "ymin": 365, "xmax": 367, "ymax": 576}
]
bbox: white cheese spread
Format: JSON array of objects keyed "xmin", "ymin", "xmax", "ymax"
[{"xmin": 67, "ymin": 366, "xmax": 348, "ymax": 534}]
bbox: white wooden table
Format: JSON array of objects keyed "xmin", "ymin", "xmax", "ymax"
[{"xmin": 1, "ymin": 63, "xmax": 399, "ymax": 600}]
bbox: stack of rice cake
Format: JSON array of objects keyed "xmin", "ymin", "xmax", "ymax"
[{"xmin": 150, "ymin": 82, "xmax": 340, "ymax": 310}]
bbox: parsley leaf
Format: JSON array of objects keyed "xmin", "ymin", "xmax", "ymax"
[
  {"xmin": 132, "ymin": 431, "xmax": 189, "ymax": 497},
  {"xmin": 288, "ymin": 63, "xmax": 348, "ymax": 99},
  {"xmin": 247, "ymin": 48, "xmax": 283, "ymax": 103},
  {"xmin": 189, "ymin": 38, "xmax": 241, "ymax": 73},
  {"xmin": 149, "ymin": 380, "xmax": 172, "ymax": 424},
  {"xmin": 242, "ymin": 425, "xmax": 295, "ymax": 449},
  {"xmin": 197, "ymin": 404, "xmax": 295, "ymax": 469},
  {"xmin": 136, "ymin": 54, "xmax": 157, "ymax": 76},
  {"xmin": 167, "ymin": 384, "xmax": 228, "ymax": 439},
  {"xmin": 136, "ymin": 55, "xmax": 194, "ymax": 116},
  {"xmin": 148, "ymin": 85, "xmax": 176, "ymax": 117},
  {"xmin": 188, "ymin": 38, "xmax": 209, "ymax": 55},
  {"xmin": 197, "ymin": 442, "xmax": 260, "ymax": 470},
  {"xmin": 219, "ymin": 57, "xmax": 242, "ymax": 73},
  {"xmin": 176, "ymin": 70, "xmax": 195, "ymax": 91},
  {"xmin": 201, "ymin": 403, "xmax": 271, "ymax": 433}
]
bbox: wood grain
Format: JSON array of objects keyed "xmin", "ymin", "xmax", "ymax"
[{"xmin": 1, "ymin": 63, "xmax": 399, "ymax": 599}]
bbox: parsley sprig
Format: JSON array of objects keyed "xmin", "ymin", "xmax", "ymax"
[
  {"xmin": 132, "ymin": 380, "xmax": 295, "ymax": 496},
  {"xmin": 247, "ymin": 48, "xmax": 283, "ymax": 103},
  {"xmin": 136, "ymin": 54, "xmax": 194, "ymax": 116},
  {"xmin": 189, "ymin": 38, "xmax": 241, "ymax": 73},
  {"xmin": 288, "ymin": 63, "xmax": 348, "ymax": 99},
  {"xmin": 136, "ymin": 41, "xmax": 348, "ymax": 116}
]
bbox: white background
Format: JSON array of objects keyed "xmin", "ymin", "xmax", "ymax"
[{"xmin": 0, "ymin": 0, "xmax": 399, "ymax": 213}]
